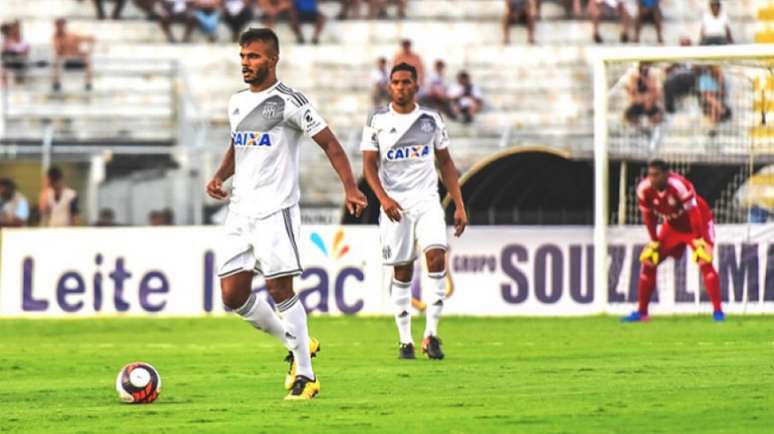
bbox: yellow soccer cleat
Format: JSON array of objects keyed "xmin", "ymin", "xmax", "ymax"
[
  {"xmin": 284, "ymin": 337, "xmax": 321, "ymax": 390},
  {"xmin": 639, "ymin": 241, "xmax": 660, "ymax": 266},
  {"xmin": 284, "ymin": 375, "xmax": 320, "ymax": 401}
]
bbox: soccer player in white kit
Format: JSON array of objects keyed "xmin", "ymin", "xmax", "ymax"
[
  {"xmin": 361, "ymin": 63, "xmax": 468, "ymax": 360},
  {"xmin": 205, "ymin": 28, "xmax": 367, "ymax": 400}
]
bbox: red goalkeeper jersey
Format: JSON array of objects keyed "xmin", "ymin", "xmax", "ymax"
[{"xmin": 636, "ymin": 172, "xmax": 712, "ymax": 239}]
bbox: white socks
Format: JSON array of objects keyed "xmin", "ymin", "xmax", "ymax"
[
  {"xmin": 424, "ymin": 271, "xmax": 447, "ymax": 338},
  {"xmin": 276, "ymin": 295, "xmax": 314, "ymax": 379},
  {"xmin": 391, "ymin": 278, "xmax": 413, "ymax": 344},
  {"xmin": 235, "ymin": 293, "xmax": 296, "ymax": 352}
]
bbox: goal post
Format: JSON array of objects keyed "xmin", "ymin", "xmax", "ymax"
[{"xmin": 592, "ymin": 44, "xmax": 774, "ymax": 314}]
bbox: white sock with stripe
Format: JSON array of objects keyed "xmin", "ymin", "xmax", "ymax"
[
  {"xmin": 391, "ymin": 278, "xmax": 413, "ymax": 344},
  {"xmin": 235, "ymin": 293, "xmax": 297, "ymax": 351},
  {"xmin": 424, "ymin": 271, "xmax": 447, "ymax": 338},
  {"xmin": 276, "ymin": 295, "xmax": 314, "ymax": 379}
]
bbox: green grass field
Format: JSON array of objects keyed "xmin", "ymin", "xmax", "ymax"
[{"xmin": 1, "ymin": 316, "xmax": 773, "ymax": 434}]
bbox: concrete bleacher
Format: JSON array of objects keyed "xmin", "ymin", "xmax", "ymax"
[{"xmin": 0, "ymin": 0, "xmax": 762, "ymax": 212}]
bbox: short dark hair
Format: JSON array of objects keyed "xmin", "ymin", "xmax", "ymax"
[
  {"xmin": 0, "ymin": 178, "xmax": 15, "ymax": 191},
  {"xmin": 47, "ymin": 166, "xmax": 63, "ymax": 182},
  {"xmin": 239, "ymin": 27, "xmax": 279, "ymax": 55},
  {"xmin": 390, "ymin": 63, "xmax": 417, "ymax": 81},
  {"xmin": 648, "ymin": 159, "xmax": 669, "ymax": 172}
]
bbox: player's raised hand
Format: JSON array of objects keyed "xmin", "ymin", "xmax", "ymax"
[
  {"xmin": 453, "ymin": 206, "xmax": 468, "ymax": 237},
  {"xmin": 381, "ymin": 196, "xmax": 402, "ymax": 222},
  {"xmin": 691, "ymin": 239, "xmax": 713, "ymax": 264},
  {"xmin": 345, "ymin": 187, "xmax": 368, "ymax": 217},
  {"xmin": 206, "ymin": 177, "xmax": 228, "ymax": 200},
  {"xmin": 639, "ymin": 241, "xmax": 660, "ymax": 266}
]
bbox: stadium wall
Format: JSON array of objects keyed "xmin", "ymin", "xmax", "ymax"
[{"xmin": 1, "ymin": 225, "xmax": 773, "ymax": 317}]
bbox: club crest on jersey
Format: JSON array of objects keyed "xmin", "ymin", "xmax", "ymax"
[
  {"xmin": 420, "ymin": 119, "xmax": 435, "ymax": 133},
  {"xmin": 232, "ymin": 131, "xmax": 272, "ymax": 147},
  {"xmin": 261, "ymin": 101, "xmax": 282, "ymax": 120},
  {"xmin": 386, "ymin": 145, "xmax": 430, "ymax": 161}
]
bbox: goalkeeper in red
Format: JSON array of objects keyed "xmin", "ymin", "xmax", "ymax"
[{"xmin": 622, "ymin": 159, "xmax": 725, "ymax": 322}]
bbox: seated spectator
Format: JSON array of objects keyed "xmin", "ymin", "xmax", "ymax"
[
  {"xmin": 291, "ymin": 0, "xmax": 326, "ymax": 44},
  {"xmin": 589, "ymin": 0, "xmax": 630, "ymax": 43},
  {"xmin": 1, "ymin": 20, "xmax": 30, "ymax": 84},
  {"xmin": 700, "ymin": 0, "xmax": 733, "ymax": 45},
  {"xmin": 158, "ymin": 0, "xmax": 196, "ymax": 43},
  {"xmin": 149, "ymin": 208, "xmax": 175, "ymax": 225},
  {"xmin": 449, "ymin": 71, "xmax": 483, "ymax": 124},
  {"xmin": 625, "ymin": 61, "xmax": 663, "ymax": 127},
  {"xmin": 223, "ymin": 0, "xmax": 255, "ymax": 42},
  {"xmin": 537, "ymin": 0, "xmax": 581, "ymax": 18},
  {"xmin": 663, "ymin": 37, "xmax": 697, "ymax": 114},
  {"xmin": 370, "ymin": 57, "xmax": 389, "ymax": 107},
  {"xmin": 93, "ymin": 0, "xmax": 128, "ymax": 19},
  {"xmin": 336, "ymin": 0, "xmax": 363, "ymax": 19},
  {"xmin": 0, "ymin": 178, "xmax": 30, "ymax": 227},
  {"xmin": 95, "ymin": 208, "xmax": 118, "ymax": 226},
  {"xmin": 259, "ymin": 0, "xmax": 294, "ymax": 29},
  {"xmin": 393, "ymin": 39, "xmax": 425, "ymax": 86},
  {"xmin": 192, "ymin": 0, "xmax": 223, "ymax": 42},
  {"xmin": 697, "ymin": 65, "xmax": 731, "ymax": 127},
  {"xmin": 634, "ymin": 0, "xmax": 663, "ymax": 44},
  {"xmin": 369, "ymin": 0, "xmax": 406, "ymax": 19},
  {"xmin": 39, "ymin": 166, "xmax": 80, "ymax": 227},
  {"xmin": 52, "ymin": 18, "xmax": 96, "ymax": 91},
  {"xmin": 133, "ymin": 0, "xmax": 163, "ymax": 20},
  {"xmin": 419, "ymin": 59, "xmax": 455, "ymax": 119},
  {"xmin": 502, "ymin": 0, "xmax": 537, "ymax": 45}
]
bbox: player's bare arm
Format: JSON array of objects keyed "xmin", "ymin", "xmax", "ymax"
[
  {"xmin": 312, "ymin": 127, "xmax": 367, "ymax": 217},
  {"xmin": 206, "ymin": 142, "xmax": 235, "ymax": 200},
  {"xmin": 436, "ymin": 148, "xmax": 467, "ymax": 237},
  {"xmin": 362, "ymin": 149, "xmax": 402, "ymax": 222}
]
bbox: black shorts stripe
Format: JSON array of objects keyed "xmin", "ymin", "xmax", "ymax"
[{"xmin": 282, "ymin": 208, "xmax": 303, "ymax": 270}]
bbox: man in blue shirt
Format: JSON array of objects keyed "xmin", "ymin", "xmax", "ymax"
[{"xmin": 291, "ymin": 0, "xmax": 326, "ymax": 44}]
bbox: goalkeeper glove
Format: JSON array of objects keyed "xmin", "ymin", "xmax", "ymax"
[
  {"xmin": 692, "ymin": 239, "xmax": 713, "ymax": 264},
  {"xmin": 639, "ymin": 241, "xmax": 660, "ymax": 266}
]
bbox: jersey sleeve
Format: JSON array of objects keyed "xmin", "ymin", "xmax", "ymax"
[
  {"xmin": 287, "ymin": 102, "xmax": 328, "ymax": 138},
  {"xmin": 360, "ymin": 112, "xmax": 379, "ymax": 152},
  {"xmin": 433, "ymin": 114, "xmax": 450, "ymax": 150},
  {"xmin": 668, "ymin": 176, "xmax": 696, "ymax": 207}
]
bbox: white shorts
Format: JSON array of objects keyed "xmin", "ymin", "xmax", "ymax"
[
  {"xmin": 379, "ymin": 200, "xmax": 448, "ymax": 265},
  {"xmin": 218, "ymin": 205, "xmax": 303, "ymax": 280}
]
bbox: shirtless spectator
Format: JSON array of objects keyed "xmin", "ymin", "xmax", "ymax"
[
  {"xmin": 503, "ymin": 0, "xmax": 537, "ymax": 45},
  {"xmin": 449, "ymin": 71, "xmax": 483, "ymax": 124},
  {"xmin": 52, "ymin": 18, "xmax": 96, "ymax": 91},
  {"xmin": 0, "ymin": 178, "xmax": 30, "ymax": 227},
  {"xmin": 589, "ymin": 0, "xmax": 630, "ymax": 43},
  {"xmin": 393, "ymin": 39, "xmax": 425, "ymax": 85},
  {"xmin": 2, "ymin": 21, "xmax": 30, "ymax": 84},
  {"xmin": 625, "ymin": 61, "xmax": 663, "ymax": 127},
  {"xmin": 259, "ymin": 0, "xmax": 297, "ymax": 34},
  {"xmin": 634, "ymin": 0, "xmax": 663, "ymax": 44}
]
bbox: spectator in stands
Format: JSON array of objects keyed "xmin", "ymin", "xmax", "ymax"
[
  {"xmin": 625, "ymin": 61, "xmax": 663, "ymax": 127},
  {"xmin": 223, "ymin": 0, "xmax": 255, "ymax": 42},
  {"xmin": 700, "ymin": 0, "xmax": 733, "ymax": 45},
  {"xmin": 698, "ymin": 65, "xmax": 731, "ymax": 127},
  {"xmin": 589, "ymin": 0, "xmax": 630, "ymax": 43},
  {"xmin": 449, "ymin": 70, "xmax": 483, "ymax": 124},
  {"xmin": 259, "ymin": 0, "xmax": 295, "ymax": 29},
  {"xmin": 419, "ymin": 59, "xmax": 455, "ymax": 119},
  {"xmin": 663, "ymin": 36, "xmax": 697, "ymax": 114},
  {"xmin": 537, "ymin": 0, "xmax": 581, "ymax": 18},
  {"xmin": 370, "ymin": 56, "xmax": 389, "ymax": 107},
  {"xmin": 503, "ymin": 0, "xmax": 537, "ymax": 45},
  {"xmin": 158, "ymin": 0, "xmax": 196, "ymax": 43},
  {"xmin": 393, "ymin": 39, "xmax": 425, "ymax": 85},
  {"xmin": 52, "ymin": 18, "xmax": 96, "ymax": 91},
  {"xmin": 95, "ymin": 208, "xmax": 118, "ymax": 226},
  {"xmin": 93, "ymin": 0, "xmax": 128, "ymax": 19},
  {"xmin": 369, "ymin": 0, "xmax": 407, "ymax": 19},
  {"xmin": 0, "ymin": 178, "xmax": 30, "ymax": 227},
  {"xmin": 191, "ymin": 0, "xmax": 223, "ymax": 42},
  {"xmin": 39, "ymin": 166, "xmax": 80, "ymax": 227},
  {"xmin": 1, "ymin": 20, "xmax": 30, "ymax": 84},
  {"xmin": 149, "ymin": 208, "xmax": 175, "ymax": 225},
  {"xmin": 336, "ymin": 0, "xmax": 363, "ymax": 19},
  {"xmin": 290, "ymin": 0, "xmax": 326, "ymax": 44},
  {"xmin": 633, "ymin": 0, "xmax": 663, "ymax": 44}
]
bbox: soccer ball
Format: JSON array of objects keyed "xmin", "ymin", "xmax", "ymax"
[{"xmin": 115, "ymin": 362, "xmax": 161, "ymax": 404}]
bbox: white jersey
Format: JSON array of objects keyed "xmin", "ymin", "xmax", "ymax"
[
  {"xmin": 360, "ymin": 104, "xmax": 449, "ymax": 209},
  {"xmin": 227, "ymin": 81, "xmax": 327, "ymax": 218}
]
